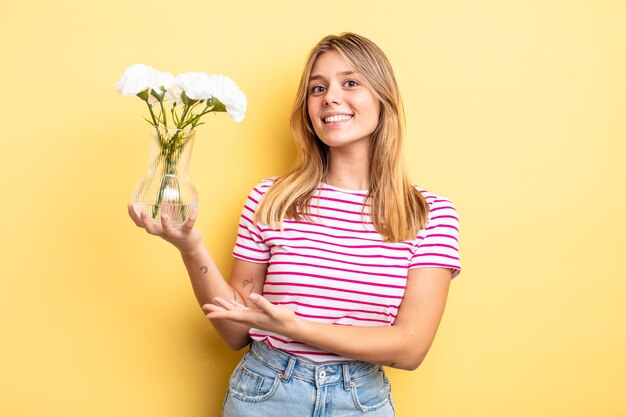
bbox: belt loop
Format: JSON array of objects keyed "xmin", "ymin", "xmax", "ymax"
[
  {"xmin": 342, "ymin": 363, "xmax": 352, "ymax": 390},
  {"xmin": 281, "ymin": 355, "xmax": 297, "ymax": 382}
]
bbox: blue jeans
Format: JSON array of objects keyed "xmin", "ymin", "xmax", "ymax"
[{"xmin": 222, "ymin": 341, "xmax": 395, "ymax": 416}]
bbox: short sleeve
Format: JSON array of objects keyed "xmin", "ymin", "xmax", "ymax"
[
  {"xmin": 409, "ymin": 196, "xmax": 461, "ymax": 278},
  {"xmin": 232, "ymin": 181, "xmax": 273, "ymax": 263}
]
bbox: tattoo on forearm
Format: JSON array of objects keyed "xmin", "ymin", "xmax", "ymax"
[
  {"xmin": 200, "ymin": 266, "xmax": 208, "ymax": 274},
  {"xmin": 241, "ymin": 279, "xmax": 255, "ymax": 294}
]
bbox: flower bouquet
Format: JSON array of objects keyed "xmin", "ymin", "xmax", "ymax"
[{"xmin": 116, "ymin": 64, "xmax": 246, "ymax": 226}]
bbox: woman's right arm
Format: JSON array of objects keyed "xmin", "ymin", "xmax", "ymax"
[{"xmin": 127, "ymin": 205, "xmax": 267, "ymax": 351}]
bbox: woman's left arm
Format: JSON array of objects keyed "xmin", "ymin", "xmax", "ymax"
[{"xmin": 204, "ymin": 266, "xmax": 452, "ymax": 371}]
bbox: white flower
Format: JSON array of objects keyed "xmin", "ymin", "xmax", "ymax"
[
  {"xmin": 164, "ymin": 84, "xmax": 184, "ymax": 105},
  {"xmin": 167, "ymin": 72, "xmax": 216, "ymax": 103},
  {"xmin": 150, "ymin": 69, "xmax": 175, "ymax": 91},
  {"xmin": 210, "ymin": 74, "xmax": 247, "ymax": 122},
  {"xmin": 165, "ymin": 73, "xmax": 247, "ymax": 122},
  {"xmin": 116, "ymin": 64, "xmax": 151, "ymax": 96},
  {"xmin": 117, "ymin": 64, "xmax": 247, "ymax": 129},
  {"xmin": 116, "ymin": 64, "xmax": 174, "ymax": 97}
]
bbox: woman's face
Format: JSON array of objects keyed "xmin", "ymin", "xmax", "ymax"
[{"xmin": 307, "ymin": 51, "xmax": 381, "ymax": 152}]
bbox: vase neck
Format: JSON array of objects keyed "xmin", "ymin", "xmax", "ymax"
[{"xmin": 147, "ymin": 128, "xmax": 196, "ymax": 176}]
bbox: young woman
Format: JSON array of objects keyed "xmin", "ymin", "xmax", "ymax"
[{"xmin": 129, "ymin": 32, "xmax": 461, "ymax": 417}]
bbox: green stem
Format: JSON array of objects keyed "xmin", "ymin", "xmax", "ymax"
[
  {"xmin": 171, "ymin": 103, "xmax": 179, "ymax": 126},
  {"xmin": 178, "ymin": 104, "xmax": 191, "ymax": 129},
  {"xmin": 151, "ymin": 130, "xmax": 189, "ymax": 219},
  {"xmin": 159, "ymin": 97, "xmax": 168, "ymax": 128},
  {"xmin": 185, "ymin": 104, "xmax": 216, "ymax": 129},
  {"xmin": 145, "ymin": 102, "xmax": 159, "ymax": 127},
  {"xmin": 180, "ymin": 101, "xmax": 204, "ymax": 128}
]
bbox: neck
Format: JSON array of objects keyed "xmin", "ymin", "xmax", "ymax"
[{"xmin": 324, "ymin": 143, "xmax": 371, "ymax": 191}]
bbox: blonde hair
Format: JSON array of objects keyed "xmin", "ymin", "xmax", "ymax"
[{"xmin": 256, "ymin": 32, "xmax": 429, "ymax": 242}]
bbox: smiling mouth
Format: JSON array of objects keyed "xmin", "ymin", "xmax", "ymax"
[{"xmin": 324, "ymin": 114, "xmax": 353, "ymax": 123}]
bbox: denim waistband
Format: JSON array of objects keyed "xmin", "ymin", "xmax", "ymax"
[{"xmin": 249, "ymin": 341, "xmax": 382, "ymax": 389}]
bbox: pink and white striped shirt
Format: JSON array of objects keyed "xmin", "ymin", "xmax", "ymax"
[{"xmin": 233, "ymin": 178, "xmax": 461, "ymax": 362}]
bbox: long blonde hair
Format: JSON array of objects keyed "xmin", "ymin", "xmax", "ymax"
[{"xmin": 256, "ymin": 32, "xmax": 429, "ymax": 242}]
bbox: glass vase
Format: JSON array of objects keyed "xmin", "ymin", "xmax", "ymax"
[{"xmin": 132, "ymin": 127, "xmax": 198, "ymax": 226}]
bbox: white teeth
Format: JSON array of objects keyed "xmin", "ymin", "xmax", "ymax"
[{"xmin": 324, "ymin": 114, "xmax": 352, "ymax": 123}]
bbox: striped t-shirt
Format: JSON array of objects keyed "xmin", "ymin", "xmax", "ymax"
[{"xmin": 233, "ymin": 178, "xmax": 461, "ymax": 362}]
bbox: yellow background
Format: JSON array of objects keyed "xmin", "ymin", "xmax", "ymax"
[{"xmin": 1, "ymin": 0, "xmax": 625, "ymax": 416}]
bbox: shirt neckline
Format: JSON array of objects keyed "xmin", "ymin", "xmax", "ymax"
[{"xmin": 319, "ymin": 182, "xmax": 369, "ymax": 194}]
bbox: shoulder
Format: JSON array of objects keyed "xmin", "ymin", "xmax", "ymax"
[
  {"xmin": 413, "ymin": 186, "xmax": 459, "ymax": 227},
  {"xmin": 411, "ymin": 186, "xmax": 461, "ymax": 277},
  {"xmin": 246, "ymin": 177, "xmax": 276, "ymax": 198},
  {"xmin": 414, "ymin": 186, "xmax": 456, "ymax": 210}
]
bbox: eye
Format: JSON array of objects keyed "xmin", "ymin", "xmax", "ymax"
[
  {"xmin": 344, "ymin": 80, "xmax": 359, "ymax": 88},
  {"xmin": 310, "ymin": 85, "xmax": 326, "ymax": 94}
]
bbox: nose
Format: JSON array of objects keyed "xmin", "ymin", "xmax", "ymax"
[{"xmin": 323, "ymin": 82, "xmax": 342, "ymax": 106}]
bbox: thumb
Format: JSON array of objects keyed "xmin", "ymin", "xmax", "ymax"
[
  {"xmin": 181, "ymin": 208, "xmax": 198, "ymax": 233},
  {"xmin": 249, "ymin": 293, "xmax": 273, "ymax": 311}
]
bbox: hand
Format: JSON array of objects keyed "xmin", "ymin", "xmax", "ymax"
[
  {"xmin": 127, "ymin": 204, "xmax": 203, "ymax": 255},
  {"xmin": 202, "ymin": 294, "xmax": 300, "ymax": 337}
]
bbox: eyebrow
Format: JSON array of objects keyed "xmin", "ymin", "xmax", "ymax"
[{"xmin": 309, "ymin": 70, "xmax": 355, "ymax": 82}]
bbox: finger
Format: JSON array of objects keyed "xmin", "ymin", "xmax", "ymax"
[
  {"xmin": 128, "ymin": 204, "xmax": 147, "ymax": 228},
  {"xmin": 202, "ymin": 303, "xmax": 225, "ymax": 314},
  {"xmin": 205, "ymin": 311, "xmax": 235, "ymax": 321},
  {"xmin": 248, "ymin": 294, "xmax": 273, "ymax": 312},
  {"xmin": 225, "ymin": 297, "xmax": 248, "ymax": 308},
  {"xmin": 211, "ymin": 297, "xmax": 235, "ymax": 310},
  {"xmin": 213, "ymin": 297, "xmax": 247, "ymax": 311},
  {"xmin": 160, "ymin": 214, "xmax": 177, "ymax": 236},
  {"xmin": 204, "ymin": 306, "xmax": 242, "ymax": 320},
  {"xmin": 206, "ymin": 310, "xmax": 251, "ymax": 323},
  {"xmin": 181, "ymin": 208, "xmax": 198, "ymax": 234},
  {"xmin": 140, "ymin": 211, "xmax": 162, "ymax": 235}
]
